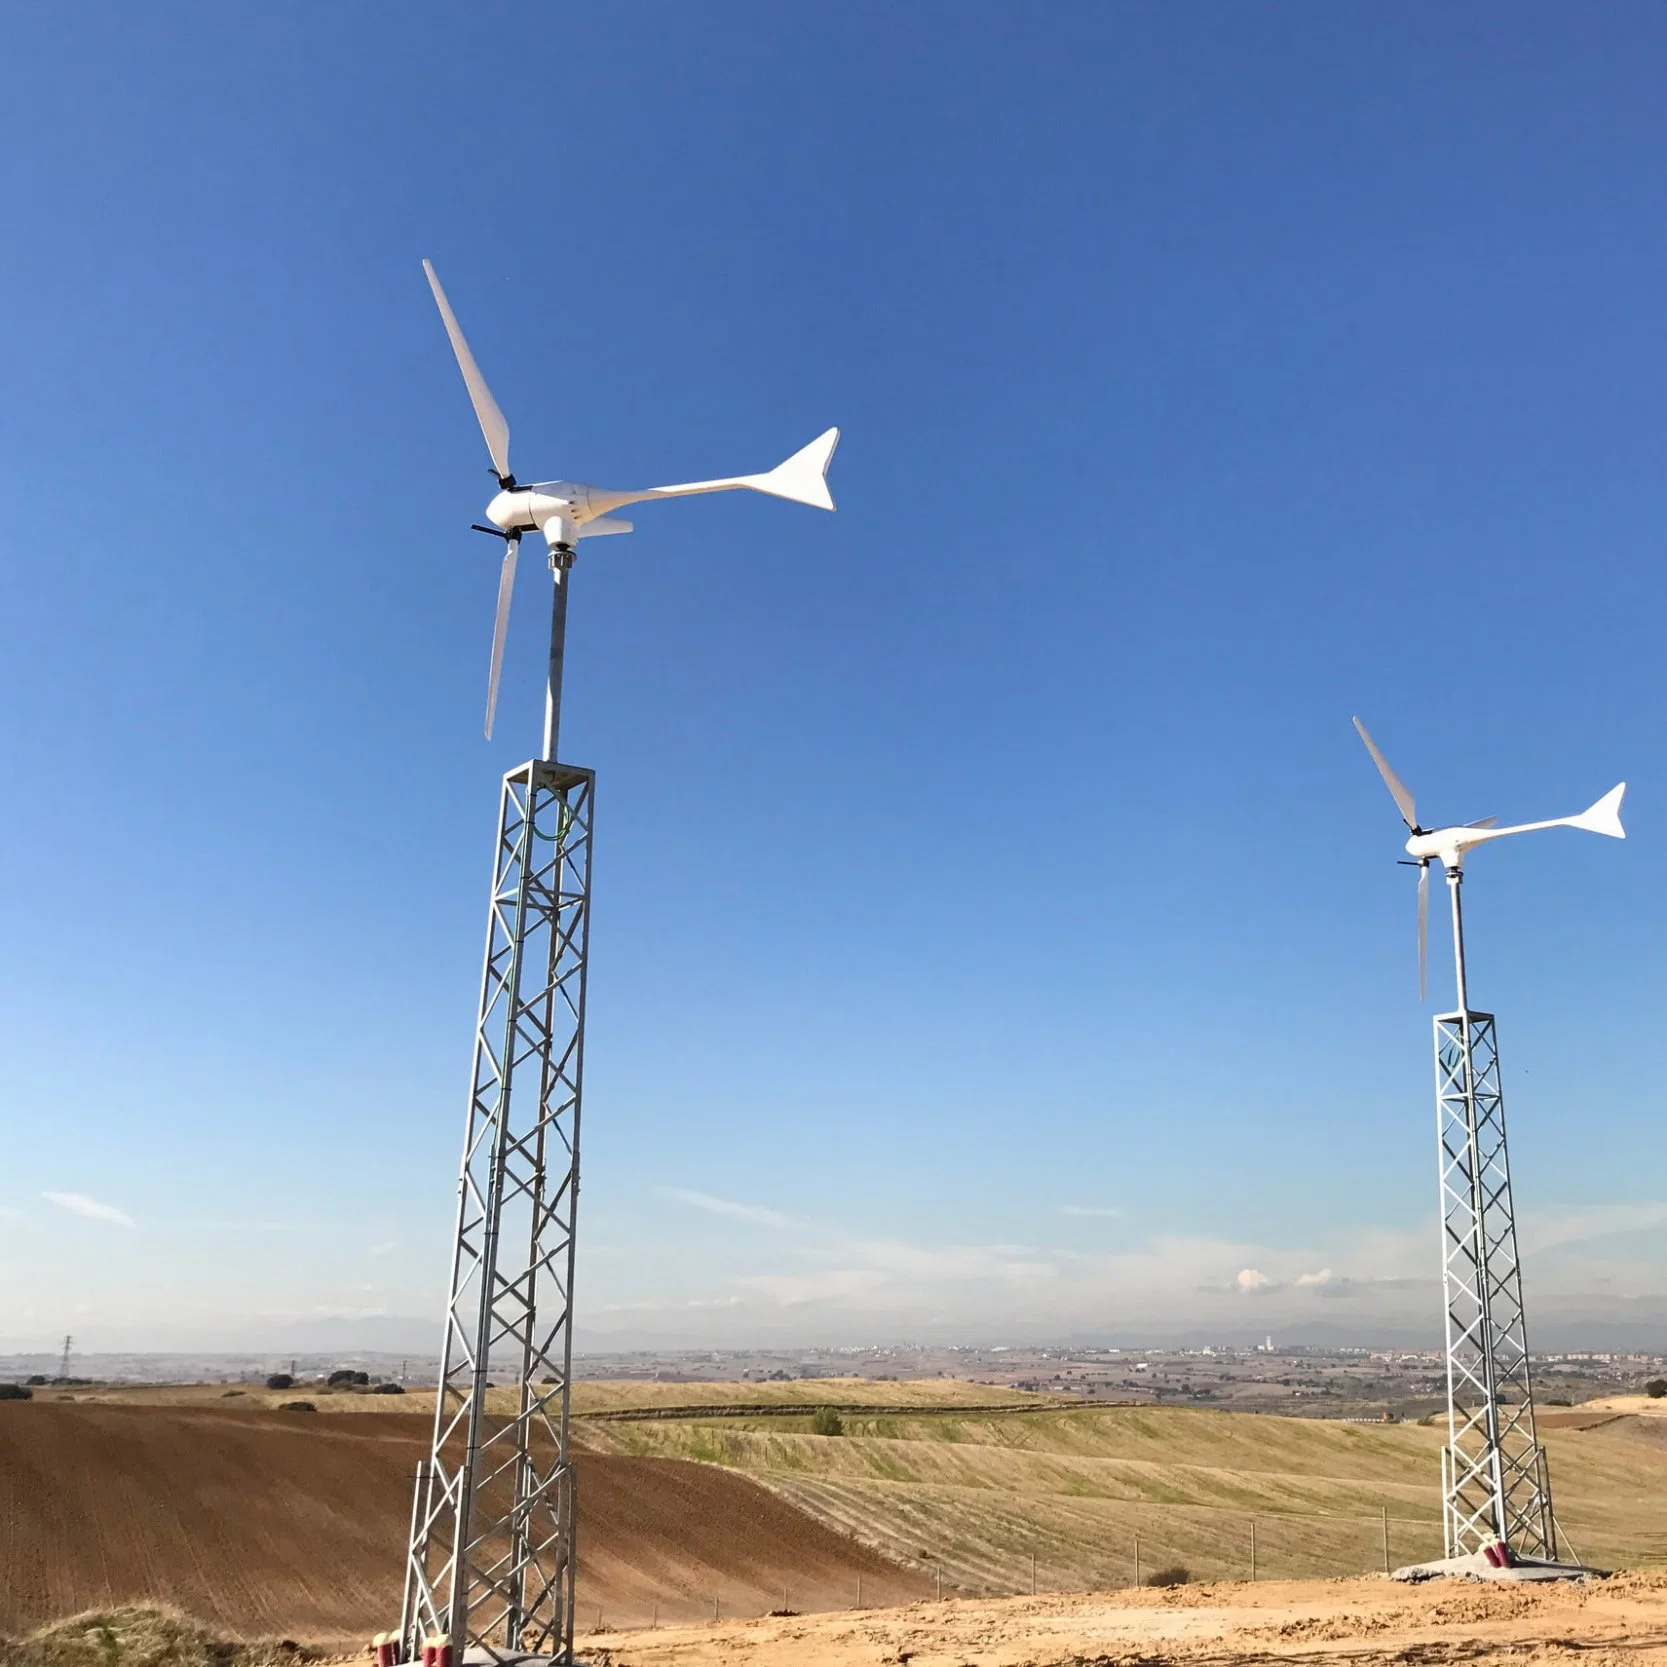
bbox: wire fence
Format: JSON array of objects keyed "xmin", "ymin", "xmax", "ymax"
[{"xmin": 578, "ymin": 1505, "xmax": 1454, "ymax": 1633}]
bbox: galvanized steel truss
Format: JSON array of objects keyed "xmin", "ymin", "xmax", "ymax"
[
  {"xmin": 401, "ymin": 756, "xmax": 594, "ymax": 1661},
  {"xmin": 1434, "ymin": 1003, "xmax": 1557, "ymax": 1560}
]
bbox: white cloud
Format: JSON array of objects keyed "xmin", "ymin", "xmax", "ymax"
[
  {"xmin": 43, "ymin": 1191, "xmax": 134, "ymax": 1228},
  {"xmin": 1519, "ymin": 1202, "xmax": 1667, "ymax": 1255},
  {"xmin": 367, "ymin": 1241, "xmax": 398, "ymax": 1257},
  {"xmin": 1295, "ymin": 1267, "xmax": 1356, "ymax": 1298},
  {"xmin": 737, "ymin": 1268, "xmax": 889, "ymax": 1306},
  {"xmin": 1058, "ymin": 1205, "xmax": 1125, "ymax": 1219},
  {"xmin": 576, "ymin": 1209, "xmax": 1665, "ymax": 1345},
  {"xmin": 658, "ymin": 1188, "xmax": 793, "ymax": 1229},
  {"xmin": 736, "ymin": 1236, "xmax": 1060, "ymax": 1310}
]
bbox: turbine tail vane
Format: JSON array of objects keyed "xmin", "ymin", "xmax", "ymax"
[
  {"xmin": 743, "ymin": 427, "xmax": 840, "ymax": 509},
  {"xmin": 1567, "ymin": 783, "xmax": 1627, "ymax": 840}
]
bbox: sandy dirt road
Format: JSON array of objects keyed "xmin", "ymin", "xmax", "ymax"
[{"xmin": 585, "ymin": 1571, "xmax": 1667, "ymax": 1667}]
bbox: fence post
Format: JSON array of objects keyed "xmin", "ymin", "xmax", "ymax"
[
  {"xmin": 1382, "ymin": 1506, "xmax": 1390, "ymax": 1575},
  {"xmin": 1135, "ymin": 1534, "xmax": 1142, "ymax": 1589},
  {"xmin": 1250, "ymin": 1517, "xmax": 1257, "ymax": 1582},
  {"xmin": 1030, "ymin": 1550, "xmax": 1037, "ymax": 1596}
]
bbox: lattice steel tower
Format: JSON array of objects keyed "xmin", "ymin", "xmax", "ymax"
[
  {"xmin": 401, "ymin": 568, "xmax": 593, "ymax": 1662},
  {"xmin": 1432, "ymin": 864, "xmax": 1557, "ymax": 1560},
  {"xmin": 401, "ymin": 262, "xmax": 838, "ymax": 1661}
]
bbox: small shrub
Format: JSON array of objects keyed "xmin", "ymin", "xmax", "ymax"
[
  {"xmin": 1645, "ymin": 1378, "xmax": 1667, "ymax": 1399},
  {"xmin": 0, "ymin": 1383, "xmax": 32, "ymax": 1401},
  {"xmin": 1545, "ymin": 1397, "xmax": 1571, "ymax": 1406},
  {"xmin": 264, "ymin": 1374, "xmax": 293, "ymax": 1391},
  {"xmin": 277, "ymin": 1401, "xmax": 316, "ymax": 1414},
  {"xmin": 25, "ymin": 1376, "xmax": 47, "ymax": 1386},
  {"xmin": 809, "ymin": 1407, "xmax": 844, "ymax": 1436},
  {"xmin": 0, "ymin": 1603, "xmax": 322, "ymax": 1667},
  {"xmin": 372, "ymin": 1382, "xmax": 404, "ymax": 1395},
  {"xmin": 1146, "ymin": 1565, "xmax": 1189, "ymax": 1588}
]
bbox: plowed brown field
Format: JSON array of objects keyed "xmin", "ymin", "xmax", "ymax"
[{"xmin": 0, "ymin": 1405, "xmax": 926, "ymax": 1642}]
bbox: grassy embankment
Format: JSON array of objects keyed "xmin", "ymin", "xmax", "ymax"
[{"xmin": 576, "ymin": 1393, "xmax": 1667, "ymax": 1594}]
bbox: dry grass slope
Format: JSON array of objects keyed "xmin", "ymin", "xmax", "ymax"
[{"xmin": 577, "ymin": 1403, "xmax": 1667, "ymax": 1594}]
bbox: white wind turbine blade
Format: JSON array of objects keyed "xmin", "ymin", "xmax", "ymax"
[
  {"xmin": 423, "ymin": 260, "xmax": 512, "ymax": 484},
  {"xmin": 1417, "ymin": 861, "xmax": 1428, "ymax": 1003},
  {"xmin": 484, "ymin": 534, "xmax": 519, "ymax": 741},
  {"xmin": 1353, "ymin": 716, "xmax": 1418, "ymax": 830},
  {"xmin": 585, "ymin": 428, "xmax": 841, "ymax": 518}
]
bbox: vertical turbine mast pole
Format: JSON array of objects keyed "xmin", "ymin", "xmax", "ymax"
[
  {"xmin": 402, "ymin": 552, "xmax": 593, "ymax": 1663},
  {"xmin": 543, "ymin": 552, "xmax": 573, "ymax": 763},
  {"xmin": 1447, "ymin": 863, "xmax": 1469, "ymax": 1013},
  {"xmin": 1433, "ymin": 861, "xmax": 1557, "ymax": 1563}
]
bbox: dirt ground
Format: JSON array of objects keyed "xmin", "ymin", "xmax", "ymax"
[
  {"xmin": 0, "ymin": 1404, "xmax": 926, "ymax": 1642},
  {"xmin": 586, "ymin": 1570, "xmax": 1667, "ymax": 1667}
]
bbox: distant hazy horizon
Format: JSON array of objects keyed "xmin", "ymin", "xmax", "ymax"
[{"xmin": 6, "ymin": 1299, "xmax": 1667, "ymax": 1362}]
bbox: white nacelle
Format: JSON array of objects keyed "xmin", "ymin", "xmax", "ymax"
[{"xmin": 486, "ymin": 483, "xmax": 594, "ymax": 548}]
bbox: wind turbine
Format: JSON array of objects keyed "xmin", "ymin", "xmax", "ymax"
[
  {"xmin": 423, "ymin": 259, "xmax": 839, "ymax": 750},
  {"xmin": 403, "ymin": 261, "xmax": 839, "ymax": 1665},
  {"xmin": 1353, "ymin": 716, "xmax": 1625, "ymax": 1004},
  {"xmin": 1353, "ymin": 717, "xmax": 1625, "ymax": 1573}
]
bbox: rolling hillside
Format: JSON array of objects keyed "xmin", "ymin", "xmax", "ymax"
[
  {"xmin": 0, "ymin": 1402, "xmax": 927, "ymax": 1641},
  {"xmin": 578, "ymin": 1402, "xmax": 1667, "ymax": 1591}
]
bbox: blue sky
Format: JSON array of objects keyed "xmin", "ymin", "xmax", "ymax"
[{"xmin": 2, "ymin": 2, "xmax": 1666, "ymax": 1354}]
